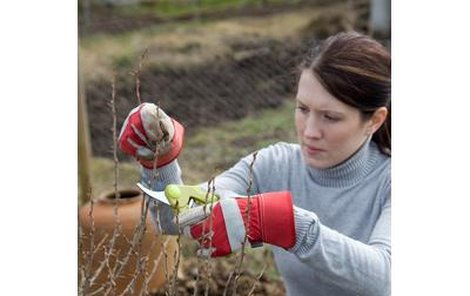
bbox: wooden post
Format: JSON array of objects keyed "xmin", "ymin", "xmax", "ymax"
[{"xmin": 78, "ymin": 72, "xmax": 92, "ymax": 205}]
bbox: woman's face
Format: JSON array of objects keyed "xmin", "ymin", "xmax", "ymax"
[{"xmin": 295, "ymin": 70, "xmax": 373, "ymax": 169}]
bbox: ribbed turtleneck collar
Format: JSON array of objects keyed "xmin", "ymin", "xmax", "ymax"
[{"xmin": 306, "ymin": 138, "xmax": 380, "ymax": 187}]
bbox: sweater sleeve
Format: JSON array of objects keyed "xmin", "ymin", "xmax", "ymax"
[
  {"xmin": 206, "ymin": 152, "xmax": 263, "ymax": 197},
  {"xmin": 290, "ymin": 185, "xmax": 391, "ymax": 296},
  {"xmin": 206, "ymin": 143, "xmax": 293, "ymax": 196},
  {"xmin": 140, "ymin": 159, "xmax": 183, "ymax": 235}
]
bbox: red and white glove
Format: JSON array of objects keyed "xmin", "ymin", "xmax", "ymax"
[
  {"xmin": 118, "ymin": 102, "xmax": 184, "ymax": 168},
  {"xmin": 178, "ymin": 191, "xmax": 296, "ymax": 257}
]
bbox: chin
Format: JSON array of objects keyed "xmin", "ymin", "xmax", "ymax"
[
  {"xmin": 307, "ymin": 161, "xmax": 331, "ymax": 169},
  {"xmin": 303, "ymin": 153, "xmax": 330, "ymax": 169}
]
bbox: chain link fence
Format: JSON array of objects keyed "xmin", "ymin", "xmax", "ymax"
[{"xmin": 80, "ymin": 0, "xmax": 377, "ymax": 160}]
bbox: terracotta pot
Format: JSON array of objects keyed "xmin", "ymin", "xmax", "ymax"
[{"xmin": 79, "ymin": 188, "xmax": 178, "ymax": 295}]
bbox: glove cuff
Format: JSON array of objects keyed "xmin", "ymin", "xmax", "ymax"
[
  {"xmin": 256, "ymin": 192, "xmax": 296, "ymax": 249},
  {"xmin": 237, "ymin": 192, "xmax": 296, "ymax": 249},
  {"xmin": 139, "ymin": 119, "xmax": 185, "ymax": 169}
]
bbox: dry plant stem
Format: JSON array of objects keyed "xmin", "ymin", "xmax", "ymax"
[
  {"xmin": 96, "ymin": 233, "xmax": 121, "ymax": 295},
  {"xmin": 169, "ymin": 202, "xmax": 182, "ymax": 296},
  {"xmin": 148, "ymin": 118, "xmax": 176, "ymax": 296},
  {"xmin": 104, "ymin": 72, "xmax": 154, "ymax": 295},
  {"xmin": 111, "ymin": 71, "xmax": 120, "ymax": 203},
  {"xmin": 155, "ymin": 203, "xmax": 172, "ymax": 296},
  {"xmin": 86, "ymin": 234, "xmax": 111, "ymax": 288},
  {"xmin": 101, "ymin": 72, "xmax": 123, "ymax": 295},
  {"xmin": 147, "ymin": 165, "xmax": 172, "ymax": 296},
  {"xmin": 110, "ymin": 71, "xmax": 122, "ymax": 237},
  {"xmin": 129, "ymin": 48, "xmax": 149, "ymax": 105},
  {"xmin": 139, "ymin": 241, "xmax": 164, "ymax": 296},
  {"xmin": 223, "ymin": 152, "xmax": 258, "ymax": 296},
  {"xmin": 106, "ymin": 198, "xmax": 151, "ymax": 296},
  {"xmin": 191, "ymin": 176, "xmax": 216, "ymax": 296},
  {"xmin": 247, "ymin": 264, "xmax": 267, "ymax": 296},
  {"xmin": 88, "ymin": 285, "xmax": 107, "ymax": 296},
  {"xmin": 115, "ymin": 198, "xmax": 152, "ymax": 295},
  {"xmin": 203, "ymin": 177, "xmax": 216, "ymax": 296},
  {"xmin": 88, "ymin": 236, "xmax": 121, "ymax": 290},
  {"xmin": 139, "ymin": 236, "xmax": 173, "ymax": 296}
]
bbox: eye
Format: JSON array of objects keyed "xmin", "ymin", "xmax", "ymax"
[
  {"xmin": 323, "ymin": 114, "xmax": 340, "ymax": 122},
  {"xmin": 296, "ymin": 104, "xmax": 309, "ymax": 114}
]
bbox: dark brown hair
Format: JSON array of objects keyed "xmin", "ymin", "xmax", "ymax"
[{"xmin": 300, "ymin": 32, "xmax": 391, "ymax": 156}]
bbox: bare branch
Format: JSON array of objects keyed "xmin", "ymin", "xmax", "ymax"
[
  {"xmin": 129, "ymin": 48, "xmax": 149, "ymax": 105},
  {"xmin": 248, "ymin": 263, "xmax": 267, "ymax": 296},
  {"xmin": 224, "ymin": 151, "xmax": 258, "ymax": 296}
]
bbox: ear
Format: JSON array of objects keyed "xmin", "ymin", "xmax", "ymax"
[{"xmin": 366, "ymin": 107, "xmax": 388, "ymax": 135}]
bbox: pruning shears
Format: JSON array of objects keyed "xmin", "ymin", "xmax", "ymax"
[{"xmin": 136, "ymin": 182, "xmax": 219, "ymax": 213}]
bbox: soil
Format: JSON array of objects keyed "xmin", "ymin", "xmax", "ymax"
[
  {"xmin": 153, "ymin": 256, "xmax": 286, "ymax": 296},
  {"xmin": 79, "ymin": 1, "xmax": 345, "ymax": 36}
]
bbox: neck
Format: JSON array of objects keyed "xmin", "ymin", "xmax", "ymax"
[{"xmin": 306, "ymin": 138, "xmax": 380, "ymax": 187}]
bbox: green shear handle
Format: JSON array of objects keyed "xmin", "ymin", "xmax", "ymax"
[{"xmin": 165, "ymin": 184, "xmax": 219, "ymax": 213}]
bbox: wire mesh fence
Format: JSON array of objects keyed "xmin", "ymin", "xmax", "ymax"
[
  {"xmin": 81, "ymin": 0, "xmax": 375, "ymax": 160},
  {"xmin": 84, "ymin": 38, "xmax": 308, "ymax": 160}
]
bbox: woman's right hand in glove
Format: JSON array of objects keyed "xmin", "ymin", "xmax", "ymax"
[{"xmin": 118, "ymin": 102, "xmax": 184, "ymax": 169}]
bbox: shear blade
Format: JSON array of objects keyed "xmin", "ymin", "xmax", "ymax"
[{"xmin": 136, "ymin": 183, "xmax": 171, "ymax": 205}]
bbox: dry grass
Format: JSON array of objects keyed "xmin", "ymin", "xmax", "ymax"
[{"xmin": 79, "ymin": 2, "xmax": 353, "ymax": 82}]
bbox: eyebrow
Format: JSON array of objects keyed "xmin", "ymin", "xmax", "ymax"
[
  {"xmin": 296, "ymin": 98, "xmax": 345, "ymax": 116},
  {"xmin": 295, "ymin": 98, "xmax": 308, "ymax": 105}
]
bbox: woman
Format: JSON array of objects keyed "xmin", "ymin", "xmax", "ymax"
[{"xmin": 118, "ymin": 32, "xmax": 391, "ymax": 295}]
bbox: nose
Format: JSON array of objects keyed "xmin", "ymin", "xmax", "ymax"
[{"xmin": 304, "ymin": 115, "xmax": 322, "ymax": 139}]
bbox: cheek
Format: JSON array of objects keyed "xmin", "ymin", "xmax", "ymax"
[
  {"xmin": 325, "ymin": 125, "xmax": 360, "ymax": 148},
  {"xmin": 294, "ymin": 113, "xmax": 303, "ymax": 136},
  {"xmin": 327, "ymin": 125, "xmax": 368, "ymax": 156}
]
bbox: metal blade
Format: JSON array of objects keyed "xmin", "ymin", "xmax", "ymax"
[{"xmin": 136, "ymin": 183, "xmax": 171, "ymax": 205}]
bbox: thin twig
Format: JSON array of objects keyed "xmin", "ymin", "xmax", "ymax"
[
  {"xmin": 203, "ymin": 177, "xmax": 216, "ymax": 296},
  {"xmin": 156, "ymin": 202, "xmax": 172, "ymax": 296},
  {"xmin": 139, "ymin": 236, "xmax": 172, "ymax": 296},
  {"xmin": 224, "ymin": 151, "xmax": 258, "ymax": 296},
  {"xmin": 101, "ymin": 71, "xmax": 123, "ymax": 296},
  {"xmin": 169, "ymin": 203, "xmax": 182, "ymax": 296},
  {"xmin": 86, "ymin": 234, "xmax": 110, "ymax": 288},
  {"xmin": 190, "ymin": 175, "xmax": 216, "ymax": 296},
  {"xmin": 129, "ymin": 48, "xmax": 149, "ymax": 105},
  {"xmin": 247, "ymin": 263, "xmax": 267, "ymax": 296},
  {"xmin": 107, "ymin": 197, "xmax": 150, "ymax": 293}
]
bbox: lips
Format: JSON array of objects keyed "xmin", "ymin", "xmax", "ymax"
[{"xmin": 304, "ymin": 144, "xmax": 325, "ymax": 155}]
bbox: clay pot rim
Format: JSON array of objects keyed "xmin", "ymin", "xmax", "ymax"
[{"xmin": 96, "ymin": 188, "xmax": 143, "ymax": 205}]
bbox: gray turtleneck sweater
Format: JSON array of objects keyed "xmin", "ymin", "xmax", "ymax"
[{"xmin": 142, "ymin": 140, "xmax": 391, "ymax": 296}]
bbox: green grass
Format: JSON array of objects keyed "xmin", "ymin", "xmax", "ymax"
[{"xmin": 117, "ymin": 0, "xmax": 300, "ymax": 19}]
